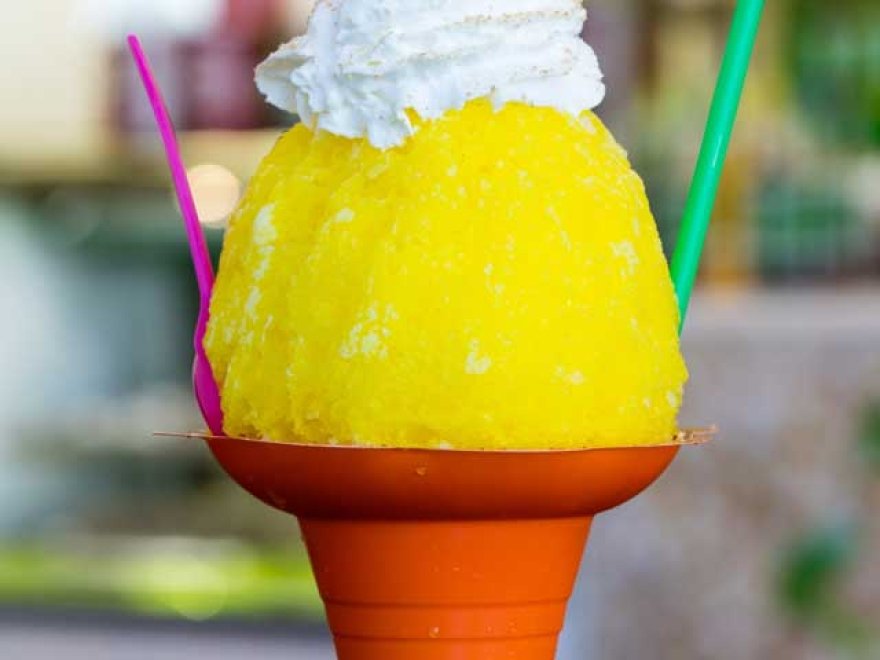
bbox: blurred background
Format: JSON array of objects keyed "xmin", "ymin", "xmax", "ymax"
[{"xmin": 1, "ymin": 0, "xmax": 878, "ymax": 658}]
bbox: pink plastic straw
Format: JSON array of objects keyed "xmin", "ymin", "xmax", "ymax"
[
  {"xmin": 128, "ymin": 34, "xmax": 224, "ymax": 435},
  {"xmin": 127, "ymin": 34, "xmax": 215, "ymax": 301}
]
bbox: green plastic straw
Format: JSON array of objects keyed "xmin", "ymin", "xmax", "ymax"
[{"xmin": 670, "ymin": 0, "xmax": 765, "ymax": 330}]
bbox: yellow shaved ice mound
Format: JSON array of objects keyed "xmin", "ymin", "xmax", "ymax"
[{"xmin": 205, "ymin": 100, "xmax": 687, "ymax": 449}]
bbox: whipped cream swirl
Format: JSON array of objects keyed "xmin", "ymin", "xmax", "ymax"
[{"xmin": 256, "ymin": 0, "xmax": 605, "ymax": 149}]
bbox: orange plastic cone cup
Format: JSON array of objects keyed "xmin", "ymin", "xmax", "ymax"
[{"xmin": 205, "ymin": 438, "xmax": 680, "ymax": 660}]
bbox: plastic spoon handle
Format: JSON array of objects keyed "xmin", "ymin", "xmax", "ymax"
[
  {"xmin": 670, "ymin": 0, "xmax": 764, "ymax": 329},
  {"xmin": 127, "ymin": 34, "xmax": 215, "ymax": 303}
]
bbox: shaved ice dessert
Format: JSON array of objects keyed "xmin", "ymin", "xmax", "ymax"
[{"xmin": 204, "ymin": 0, "xmax": 687, "ymax": 450}]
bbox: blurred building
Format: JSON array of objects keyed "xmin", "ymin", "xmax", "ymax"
[{"xmin": 1, "ymin": 1, "xmax": 878, "ymax": 659}]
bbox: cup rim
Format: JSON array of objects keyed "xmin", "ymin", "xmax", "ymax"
[{"xmin": 155, "ymin": 426, "xmax": 716, "ymax": 454}]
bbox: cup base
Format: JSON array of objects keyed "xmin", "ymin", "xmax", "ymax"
[
  {"xmin": 332, "ymin": 635, "xmax": 560, "ymax": 660},
  {"xmin": 302, "ymin": 517, "xmax": 592, "ymax": 660}
]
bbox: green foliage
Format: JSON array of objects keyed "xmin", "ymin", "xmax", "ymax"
[
  {"xmin": 790, "ymin": 0, "xmax": 880, "ymax": 148},
  {"xmin": 858, "ymin": 404, "xmax": 880, "ymax": 471},
  {"xmin": 777, "ymin": 523, "xmax": 856, "ymax": 620},
  {"xmin": 0, "ymin": 542, "xmax": 322, "ymax": 621},
  {"xmin": 775, "ymin": 400, "xmax": 880, "ymax": 657}
]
